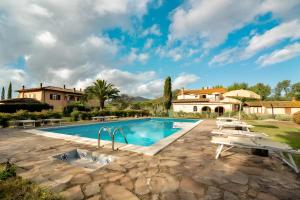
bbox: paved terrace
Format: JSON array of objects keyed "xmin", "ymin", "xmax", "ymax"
[{"xmin": 0, "ymin": 120, "xmax": 299, "ymax": 200}]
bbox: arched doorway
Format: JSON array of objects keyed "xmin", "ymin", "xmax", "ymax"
[
  {"xmin": 215, "ymin": 106, "xmax": 225, "ymax": 116},
  {"xmin": 202, "ymin": 106, "xmax": 211, "ymax": 114}
]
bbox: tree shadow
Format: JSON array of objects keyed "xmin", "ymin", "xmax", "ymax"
[
  {"xmin": 254, "ymin": 124, "xmax": 279, "ymax": 129},
  {"xmin": 276, "ymin": 130, "xmax": 300, "ymax": 149}
]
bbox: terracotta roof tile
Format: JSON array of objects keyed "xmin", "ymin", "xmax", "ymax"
[
  {"xmin": 179, "ymin": 88, "xmax": 227, "ymax": 95},
  {"xmin": 16, "ymin": 86, "xmax": 84, "ymax": 95}
]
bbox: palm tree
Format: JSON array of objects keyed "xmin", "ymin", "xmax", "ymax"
[{"xmin": 85, "ymin": 80, "xmax": 120, "ymax": 110}]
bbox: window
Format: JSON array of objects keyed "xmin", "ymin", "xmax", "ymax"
[
  {"xmin": 50, "ymin": 94, "xmax": 61, "ymax": 100},
  {"xmin": 202, "ymin": 95, "xmax": 206, "ymax": 98},
  {"xmin": 193, "ymin": 106, "xmax": 198, "ymax": 112}
]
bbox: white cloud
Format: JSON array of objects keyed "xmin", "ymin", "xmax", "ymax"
[
  {"xmin": 169, "ymin": 0, "xmax": 300, "ymax": 48},
  {"xmin": 142, "ymin": 24, "xmax": 161, "ymax": 36},
  {"xmin": 0, "ymin": 67, "xmax": 28, "ymax": 96},
  {"xmin": 257, "ymin": 43, "xmax": 300, "ymax": 66},
  {"xmin": 209, "ymin": 47, "xmax": 240, "ymax": 65},
  {"xmin": 27, "ymin": 4, "xmax": 53, "ymax": 17},
  {"xmin": 75, "ymin": 69, "xmax": 199, "ymax": 98},
  {"xmin": 0, "ymin": 0, "xmax": 149, "ymax": 89},
  {"xmin": 51, "ymin": 68, "xmax": 73, "ymax": 80},
  {"xmin": 144, "ymin": 38, "xmax": 154, "ymax": 49},
  {"xmin": 156, "ymin": 47, "xmax": 183, "ymax": 61},
  {"xmin": 128, "ymin": 49, "xmax": 149, "ymax": 63},
  {"xmin": 173, "ymin": 73, "xmax": 199, "ymax": 89},
  {"xmin": 36, "ymin": 31, "xmax": 57, "ymax": 46},
  {"xmin": 244, "ymin": 20, "xmax": 300, "ymax": 58}
]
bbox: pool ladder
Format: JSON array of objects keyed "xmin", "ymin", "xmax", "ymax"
[{"xmin": 97, "ymin": 127, "xmax": 128, "ymax": 150}]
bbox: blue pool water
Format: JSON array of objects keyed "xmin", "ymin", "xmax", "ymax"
[{"xmin": 42, "ymin": 118, "xmax": 199, "ymax": 146}]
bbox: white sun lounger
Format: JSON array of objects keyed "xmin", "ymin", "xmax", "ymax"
[
  {"xmin": 14, "ymin": 120, "xmax": 36, "ymax": 128},
  {"xmin": 43, "ymin": 119, "xmax": 64, "ymax": 126},
  {"xmin": 216, "ymin": 121, "xmax": 254, "ymax": 131},
  {"xmin": 211, "ymin": 129, "xmax": 268, "ymax": 139},
  {"xmin": 216, "ymin": 117, "xmax": 239, "ymax": 122},
  {"xmin": 92, "ymin": 116, "xmax": 105, "ymax": 122},
  {"xmin": 211, "ymin": 136, "xmax": 300, "ymax": 173}
]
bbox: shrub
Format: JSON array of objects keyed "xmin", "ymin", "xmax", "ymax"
[
  {"xmin": 70, "ymin": 110, "xmax": 80, "ymax": 121},
  {"xmin": 0, "ymin": 99, "xmax": 53, "ymax": 113},
  {"xmin": 275, "ymin": 114, "xmax": 292, "ymax": 121},
  {"xmin": 80, "ymin": 112, "xmax": 92, "ymax": 120},
  {"xmin": 293, "ymin": 111, "xmax": 300, "ymax": 124},
  {"xmin": 0, "ymin": 113, "xmax": 11, "ymax": 128},
  {"xmin": 0, "ymin": 162, "xmax": 16, "ymax": 181},
  {"xmin": 63, "ymin": 103, "xmax": 90, "ymax": 116}
]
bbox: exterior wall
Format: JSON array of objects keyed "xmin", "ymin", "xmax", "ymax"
[
  {"xmin": 18, "ymin": 91, "xmax": 43, "ymax": 101},
  {"xmin": 291, "ymin": 108, "xmax": 300, "ymax": 114},
  {"xmin": 173, "ymin": 102, "xmax": 233, "ymax": 113},
  {"xmin": 18, "ymin": 90, "xmax": 82, "ymax": 111},
  {"xmin": 177, "ymin": 94, "xmax": 221, "ymax": 101},
  {"xmin": 244, "ymin": 106, "xmax": 300, "ymax": 115}
]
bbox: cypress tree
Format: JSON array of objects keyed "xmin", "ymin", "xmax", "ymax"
[
  {"xmin": 7, "ymin": 82, "xmax": 12, "ymax": 99},
  {"xmin": 1, "ymin": 87, "xmax": 5, "ymax": 100},
  {"xmin": 163, "ymin": 76, "xmax": 172, "ymax": 111}
]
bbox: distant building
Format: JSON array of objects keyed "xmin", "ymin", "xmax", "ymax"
[
  {"xmin": 243, "ymin": 101, "xmax": 300, "ymax": 115},
  {"xmin": 172, "ymin": 88, "xmax": 240, "ymax": 115},
  {"xmin": 16, "ymin": 83, "xmax": 84, "ymax": 111}
]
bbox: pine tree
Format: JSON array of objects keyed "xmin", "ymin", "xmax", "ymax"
[
  {"xmin": 163, "ymin": 76, "xmax": 172, "ymax": 112},
  {"xmin": 1, "ymin": 87, "xmax": 5, "ymax": 100},
  {"xmin": 7, "ymin": 82, "xmax": 12, "ymax": 99}
]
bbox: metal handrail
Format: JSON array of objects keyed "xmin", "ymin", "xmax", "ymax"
[
  {"xmin": 98, "ymin": 127, "xmax": 112, "ymax": 148},
  {"xmin": 111, "ymin": 127, "xmax": 128, "ymax": 150}
]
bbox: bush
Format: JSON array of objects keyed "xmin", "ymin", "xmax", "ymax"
[
  {"xmin": 0, "ymin": 113, "xmax": 11, "ymax": 128},
  {"xmin": 0, "ymin": 162, "xmax": 16, "ymax": 181},
  {"xmin": 293, "ymin": 111, "xmax": 300, "ymax": 124},
  {"xmin": 80, "ymin": 112, "xmax": 92, "ymax": 120},
  {"xmin": 63, "ymin": 103, "xmax": 90, "ymax": 116},
  {"xmin": 0, "ymin": 101, "xmax": 53, "ymax": 113},
  {"xmin": 172, "ymin": 111, "xmax": 218, "ymax": 119},
  {"xmin": 275, "ymin": 114, "xmax": 292, "ymax": 121},
  {"xmin": 70, "ymin": 110, "xmax": 80, "ymax": 121}
]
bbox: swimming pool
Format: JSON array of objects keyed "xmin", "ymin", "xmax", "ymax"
[{"xmin": 42, "ymin": 118, "xmax": 199, "ymax": 147}]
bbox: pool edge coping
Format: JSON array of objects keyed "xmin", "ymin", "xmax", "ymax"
[{"xmin": 24, "ymin": 118, "xmax": 203, "ymax": 156}]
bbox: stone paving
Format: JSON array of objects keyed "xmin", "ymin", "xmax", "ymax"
[{"xmin": 0, "ymin": 120, "xmax": 300, "ymax": 200}]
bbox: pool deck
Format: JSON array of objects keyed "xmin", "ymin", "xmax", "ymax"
[{"xmin": 1, "ymin": 120, "xmax": 300, "ymax": 200}]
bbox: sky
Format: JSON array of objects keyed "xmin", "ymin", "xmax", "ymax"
[{"xmin": 1, "ymin": 0, "xmax": 300, "ymax": 98}]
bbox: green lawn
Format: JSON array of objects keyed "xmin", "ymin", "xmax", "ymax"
[{"xmin": 247, "ymin": 120, "xmax": 300, "ymax": 164}]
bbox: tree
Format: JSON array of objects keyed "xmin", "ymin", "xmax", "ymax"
[
  {"xmin": 227, "ymin": 82, "xmax": 248, "ymax": 91},
  {"xmin": 111, "ymin": 94, "xmax": 132, "ymax": 110},
  {"xmin": 291, "ymin": 82, "xmax": 300, "ymax": 100},
  {"xmin": 7, "ymin": 82, "xmax": 12, "ymax": 99},
  {"xmin": 163, "ymin": 77, "xmax": 172, "ymax": 111},
  {"xmin": 275, "ymin": 80, "xmax": 291, "ymax": 99},
  {"xmin": 85, "ymin": 80, "xmax": 120, "ymax": 110},
  {"xmin": 249, "ymin": 83, "xmax": 271, "ymax": 100},
  {"xmin": 1, "ymin": 87, "xmax": 5, "ymax": 100}
]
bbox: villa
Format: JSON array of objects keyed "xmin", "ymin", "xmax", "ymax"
[
  {"xmin": 16, "ymin": 83, "xmax": 84, "ymax": 111},
  {"xmin": 172, "ymin": 87, "xmax": 240, "ymax": 115}
]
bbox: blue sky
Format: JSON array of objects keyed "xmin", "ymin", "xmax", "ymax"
[{"xmin": 1, "ymin": 0, "xmax": 300, "ymax": 98}]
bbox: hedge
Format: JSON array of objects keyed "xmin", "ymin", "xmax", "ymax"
[
  {"xmin": 0, "ymin": 103, "xmax": 53, "ymax": 113},
  {"xmin": 0, "ymin": 110, "xmax": 62, "ymax": 128},
  {"xmin": 91, "ymin": 110, "xmax": 150, "ymax": 117},
  {"xmin": 63, "ymin": 104, "xmax": 91, "ymax": 116}
]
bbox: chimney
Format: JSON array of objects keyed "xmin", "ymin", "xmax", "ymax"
[
  {"xmin": 181, "ymin": 87, "xmax": 184, "ymax": 95},
  {"xmin": 80, "ymin": 88, "xmax": 82, "ymax": 92},
  {"xmin": 73, "ymin": 88, "xmax": 76, "ymax": 92},
  {"xmin": 40, "ymin": 83, "xmax": 43, "ymax": 88},
  {"xmin": 292, "ymin": 97, "xmax": 297, "ymax": 101},
  {"xmin": 63, "ymin": 85, "xmax": 66, "ymax": 89},
  {"xmin": 22, "ymin": 85, "xmax": 25, "ymax": 90}
]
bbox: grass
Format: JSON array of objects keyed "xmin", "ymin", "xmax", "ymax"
[
  {"xmin": 247, "ymin": 120, "xmax": 300, "ymax": 164},
  {"xmin": 0, "ymin": 163, "xmax": 63, "ymax": 200}
]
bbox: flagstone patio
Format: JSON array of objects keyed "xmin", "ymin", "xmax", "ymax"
[{"xmin": 0, "ymin": 120, "xmax": 300, "ymax": 200}]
